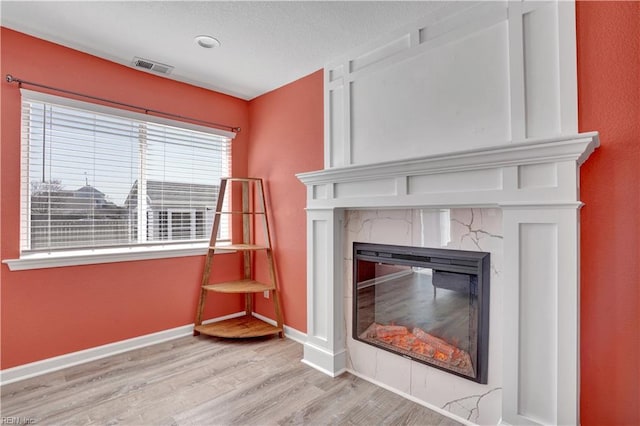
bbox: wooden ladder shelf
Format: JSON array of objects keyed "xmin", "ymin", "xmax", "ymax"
[{"xmin": 194, "ymin": 177, "xmax": 284, "ymax": 338}]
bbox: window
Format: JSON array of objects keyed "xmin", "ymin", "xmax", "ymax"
[{"xmin": 20, "ymin": 90, "xmax": 233, "ymax": 254}]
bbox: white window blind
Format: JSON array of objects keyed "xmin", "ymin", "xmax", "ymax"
[{"xmin": 20, "ymin": 90, "xmax": 232, "ymax": 253}]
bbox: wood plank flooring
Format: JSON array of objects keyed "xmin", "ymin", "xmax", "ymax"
[{"xmin": 1, "ymin": 336, "xmax": 462, "ymax": 425}]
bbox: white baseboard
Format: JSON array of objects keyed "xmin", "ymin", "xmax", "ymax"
[
  {"xmin": 346, "ymin": 368, "xmax": 475, "ymax": 426},
  {"xmin": 0, "ymin": 311, "xmax": 245, "ymax": 386},
  {"xmin": 251, "ymin": 312, "xmax": 307, "ymax": 344},
  {"xmin": 301, "ymin": 341, "xmax": 348, "ymax": 377},
  {"xmin": 1, "ymin": 312, "xmax": 307, "ymax": 386},
  {"xmin": 301, "ymin": 358, "xmax": 348, "ymax": 378}
]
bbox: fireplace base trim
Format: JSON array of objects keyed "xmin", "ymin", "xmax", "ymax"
[{"xmin": 302, "ymin": 342, "xmax": 347, "ymax": 377}]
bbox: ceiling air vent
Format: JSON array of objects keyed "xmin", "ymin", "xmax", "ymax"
[{"xmin": 132, "ymin": 57, "xmax": 174, "ymax": 75}]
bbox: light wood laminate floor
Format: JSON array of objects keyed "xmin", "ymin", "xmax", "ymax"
[{"xmin": 1, "ymin": 335, "xmax": 462, "ymax": 425}]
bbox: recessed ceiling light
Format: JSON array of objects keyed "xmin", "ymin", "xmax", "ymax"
[{"xmin": 195, "ymin": 35, "xmax": 221, "ymax": 49}]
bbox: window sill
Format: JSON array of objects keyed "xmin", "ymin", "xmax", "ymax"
[{"xmin": 2, "ymin": 243, "xmax": 234, "ymax": 271}]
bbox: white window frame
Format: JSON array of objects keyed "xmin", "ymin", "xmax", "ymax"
[
  {"xmin": 166, "ymin": 209, "xmax": 197, "ymax": 240},
  {"xmin": 3, "ymin": 90, "xmax": 236, "ymax": 271}
]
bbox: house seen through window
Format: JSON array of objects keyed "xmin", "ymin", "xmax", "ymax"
[{"xmin": 20, "ymin": 90, "xmax": 232, "ymax": 252}]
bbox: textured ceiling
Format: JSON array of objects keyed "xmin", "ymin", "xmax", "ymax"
[{"xmin": 1, "ymin": 1, "xmax": 442, "ymax": 100}]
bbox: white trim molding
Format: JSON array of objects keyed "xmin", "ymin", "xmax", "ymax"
[
  {"xmin": 298, "ymin": 132, "xmax": 599, "ymax": 210},
  {"xmin": 325, "ymin": 1, "xmax": 578, "ymax": 169},
  {"xmin": 3, "ymin": 243, "xmax": 234, "ymax": 271}
]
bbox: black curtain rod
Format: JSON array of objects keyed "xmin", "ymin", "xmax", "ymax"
[{"xmin": 5, "ymin": 74, "xmax": 241, "ymax": 133}]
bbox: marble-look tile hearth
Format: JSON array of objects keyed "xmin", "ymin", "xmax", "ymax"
[
  {"xmin": 442, "ymin": 387, "xmax": 502, "ymax": 423},
  {"xmin": 344, "ymin": 208, "xmax": 503, "ymax": 425}
]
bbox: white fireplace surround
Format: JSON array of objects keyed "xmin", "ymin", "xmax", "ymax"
[{"xmin": 297, "ymin": 132, "xmax": 599, "ymax": 425}]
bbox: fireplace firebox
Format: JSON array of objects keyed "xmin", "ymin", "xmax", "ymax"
[{"xmin": 353, "ymin": 242, "xmax": 490, "ymax": 383}]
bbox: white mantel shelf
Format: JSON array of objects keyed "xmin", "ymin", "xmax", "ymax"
[
  {"xmin": 297, "ymin": 132, "xmax": 599, "ymax": 210},
  {"xmin": 297, "ymin": 132, "xmax": 599, "ymax": 426}
]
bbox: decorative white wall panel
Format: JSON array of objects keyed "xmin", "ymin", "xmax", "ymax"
[
  {"xmin": 408, "ymin": 169, "xmax": 503, "ymax": 195},
  {"xmin": 350, "ymin": 21, "xmax": 510, "ymax": 164},
  {"xmin": 518, "ymin": 163, "xmax": 558, "ymax": 189},
  {"xmin": 325, "ymin": 1, "xmax": 578, "ymax": 168},
  {"xmin": 327, "ymin": 87, "xmax": 345, "ymax": 168},
  {"xmin": 518, "ymin": 223, "xmax": 558, "ymax": 424},
  {"xmin": 302, "ymin": 209, "xmax": 347, "ymax": 376},
  {"xmin": 334, "ymin": 178, "xmax": 396, "ymax": 199},
  {"xmin": 522, "ymin": 4, "xmax": 561, "ymax": 138},
  {"xmin": 502, "ymin": 207, "xmax": 580, "ymax": 426},
  {"xmin": 311, "ymin": 220, "xmax": 328, "ymax": 341}
]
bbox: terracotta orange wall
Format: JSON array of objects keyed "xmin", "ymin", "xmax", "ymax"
[
  {"xmin": 4, "ymin": 11, "xmax": 637, "ymax": 424},
  {"xmin": 0, "ymin": 28, "xmax": 249, "ymax": 369},
  {"xmin": 247, "ymin": 70, "xmax": 323, "ymax": 332},
  {"xmin": 577, "ymin": 2, "xmax": 640, "ymax": 425}
]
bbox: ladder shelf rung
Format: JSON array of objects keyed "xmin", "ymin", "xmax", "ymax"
[
  {"xmin": 215, "ymin": 211, "xmax": 265, "ymax": 215},
  {"xmin": 203, "ymin": 279, "xmax": 275, "ymax": 293},
  {"xmin": 221, "ymin": 177, "xmax": 262, "ymax": 182},
  {"xmin": 210, "ymin": 244, "xmax": 269, "ymax": 251}
]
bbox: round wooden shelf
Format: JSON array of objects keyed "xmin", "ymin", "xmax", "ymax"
[
  {"xmin": 203, "ymin": 279, "xmax": 275, "ymax": 293},
  {"xmin": 195, "ymin": 315, "xmax": 283, "ymax": 338}
]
